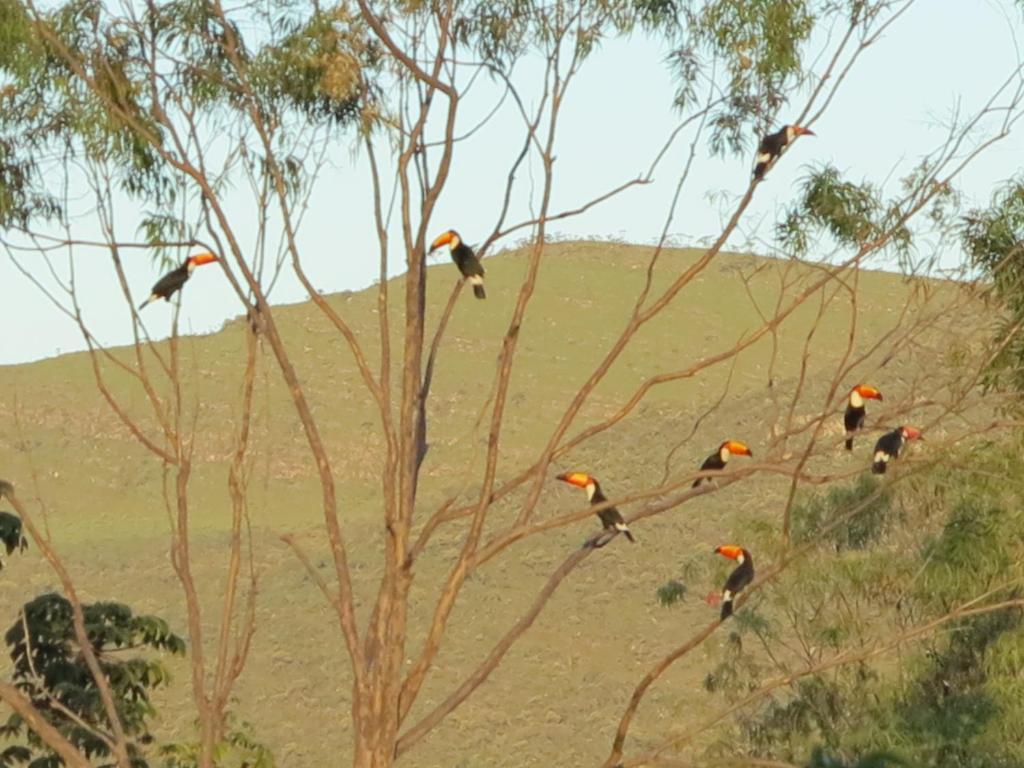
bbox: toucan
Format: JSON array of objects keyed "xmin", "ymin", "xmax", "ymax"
[
  {"xmin": 430, "ymin": 230, "xmax": 486, "ymax": 299},
  {"xmin": 753, "ymin": 124, "xmax": 815, "ymax": 180},
  {"xmin": 555, "ymin": 472, "xmax": 635, "ymax": 545},
  {"xmin": 844, "ymin": 384, "xmax": 883, "ymax": 450},
  {"xmin": 872, "ymin": 426, "xmax": 923, "ymax": 474},
  {"xmin": 693, "ymin": 440, "xmax": 753, "ymax": 488},
  {"xmin": 138, "ymin": 252, "xmax": 219, "ymax": 310},
  {"xmin": 714, "ymin": 545, "xmax": 754, "ymax": 620}
]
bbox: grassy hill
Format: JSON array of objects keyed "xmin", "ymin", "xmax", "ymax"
[{"xmin": 0, "ymin": 241, "xmax": 1001, "ymax": 766}]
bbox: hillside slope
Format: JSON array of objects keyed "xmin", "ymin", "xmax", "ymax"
[{"xmin": 0, "ymin": 242, "xmax": 995, "ymax": 766}]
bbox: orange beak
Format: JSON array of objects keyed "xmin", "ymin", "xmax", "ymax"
[
  {"xmin": 856, "ymin": 385, "xmax": 883, "ymax": 401},
  {"xmin": 796, "ymin": 126, "xmax": 815, "ymax": 137},
  {"xmin": 190, "ymin": 251, "xmax": 219, "ymax": 266},
  {"xmin": 430, "ymin": 231, "xmax": 455, "ymax": 251},
  {"xmin": 726, "ymin": 440, "xmax": 752, "ymax": 457},
  {"xmin": 556, "ymin": 472, "xmax": 593, "ymax": 488},
  {"xmin": 715, "ymin": 545, "xmax": 744, "ymax": 560},
  {"xmin": 903, "ymin": 426, "xmax": 923, "ymax": 441}
]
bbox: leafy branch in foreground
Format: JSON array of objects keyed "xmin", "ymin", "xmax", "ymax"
[
  {"xmin": 778, "ymin": 164, "xmax": 913, "ymax": 257},
  {"xmin": 2, "ymin": 594, "xmax": 185, "ymax": 767}
]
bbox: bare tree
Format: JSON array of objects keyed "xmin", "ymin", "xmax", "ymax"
[{"xmin": 1, "ymin": 0, "xmax": 1023, "ymax": 766}]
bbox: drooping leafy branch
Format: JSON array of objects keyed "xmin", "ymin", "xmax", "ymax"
[
  {"xmin": 962, "ymin": 176, "xmax": 1024, "ymax": 391},
  {"xmin": 778, "ymin": 164, "xmax": 913, "ymax": 258}
]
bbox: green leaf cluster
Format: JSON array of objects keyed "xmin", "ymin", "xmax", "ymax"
[
  {"xmin": 160, "ymin": 718, "xmax": 276, "ymax": 768},
  {"xmin": 791, "ymin": 473, "xmax": 894, "ymax": 552},
  {"xmin": 2, "ymin": 593, "xmax": 185, "ymax": 766},
  {"xmin": 962, "ymin": 176, "xmax": 1024, "ymax": 392}
]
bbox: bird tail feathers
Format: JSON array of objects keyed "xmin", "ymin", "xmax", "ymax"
[
  {"xmin": 469, "ymin": 274, "xmax": 486, "ymax": 299},
  {"xmin": 613, "ymin": 522, "xmax": 635, "ymax": 543},
  {"xmin": 720, "ymin": 599, "xmax": 734, "ymax": 620}
]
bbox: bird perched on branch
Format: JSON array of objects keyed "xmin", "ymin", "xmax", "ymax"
[
  {"xmin": 555, "ymin": 472, "xmax": 635, "ymax": 546},
  {"xmin": 872, "ymin": 426, "xmax": 923, "ymax": 474},
  {"xmin": 693, "ymin": 440, "xmax": 753, "ymax": 488},
  {"xmin": 713, "ymin": 545, "xmax": 754, "ymax": 620},
  {"xmin": 753, "ymin": 124, "xmax": 815, "ymax": 180},
  {"xmin": 430, "ymin": 229, "xmax": 486, "ymax": 299},
  {"xmin": 844, "ymin": 384, "xmax": 883, "ymax": 450},
  {"xmin": 138, "ymin": 252, "xmax": 219, "ymax": 310}
]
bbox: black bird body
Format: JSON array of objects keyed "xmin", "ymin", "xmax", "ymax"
[
  {"xmin": 555, "ymin": 472, "xmax": 635, "ymax": 545},
  {"xmin": 142, "ymin": 263, "xmax": 190, "ymax": 308},
  {"xmin": 431, "ymin": 230, "xmax": 486, "ymax": 299},
  {"xmin": 753, "ymin": 124, "xmax": 813, "ymax": 180},
  {"xmin": 872, "ymin": 426, "xmax": 921, "ymax": 474},
  {"xmin": 716, "ymin": 546, "xmax": 754, "ymax": 620},
  {"xmin": 138, "ymin": 252, "xmax": 218, "ymax": 310},
  {"xmin": 843, "ymin": 385, "xmax": 882, "ymax": 450},
  {"xmin": 692, "ymin": 440, "xmax": 752, "ymax": 488},
  {"xmin": 844, "ymin": 403, "xmax": 866, "ymax": 451},
  {"xmin": 587, "ymin": 481, "xmax": 636, "ymax": 542},
  {"xmin": 872, "ymin": 429, "xmax": 905, "ymax": 474},
  {"xmin": 451, "ymin": 242, "xmax": 486, "ymax": 299},
  {"xmin": 693, "ymin": 452, "xmax": 726, "ymax": 487}
]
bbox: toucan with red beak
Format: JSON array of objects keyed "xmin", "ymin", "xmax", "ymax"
[
  {"xmin": 714, "ymin": 545, "xmax": 754, "ymax": 620},
  {"xmin": 555, "ymin": 472, "xmax": 635, "ymax": 545},
  {"xmin": 430, "ymin": 229, "xmax": 486, "ymax": 299},
  {"xmin": 693, "ymin": 440, "xmax": 753, "ymax": 488},
  {"xmin": 138, "ymin": 252, "xmax": 219, "ymax": 310},
  {"xmin": 844, "ymin": 384, "xmax": 883, "ymax": 450},
  {"xmin": 753, "ymin": 124, "xmax": 815, "ymax": 180},
  {"xmin": 872, "ymin": 426, "xmax": 923, "ymax": 474}
]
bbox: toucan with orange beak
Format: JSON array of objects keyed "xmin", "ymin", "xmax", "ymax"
[
  {"xmin": 714, "ymin": 545, "xmax": 754, "ymax": 619},
  {"xmin": 138, "ymin": 252, "xmax": 219, "ymax": 310},
  {"xmin": 693, "ymin": 440, "xmax": 753, "ymax": 488},
  {"xmin": 872, "ymin": 426, "xmax": 922, "ymax": 474},
  {"xmin": 754, "ymin": 124, "xmax": 815, "ymax": 180},
  {"xmin": 430, "ymin": 229, "xmax": 486, "ymax": 299},
  {"xmin": 844, "ymin": 384, "xmax": 883, "ymax": 450},
  {"xmin": 555, "ymin": 472, "xmax": 635, "ymax": 545}
]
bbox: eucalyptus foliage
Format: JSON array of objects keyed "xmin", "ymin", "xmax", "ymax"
[
  {"xmin": 962, "ymin": 176, "xmax": 1024, "ymax": 392},
  {"xmin": 779, "ymin": 164, "xmax": 913, "ymax": 258}
]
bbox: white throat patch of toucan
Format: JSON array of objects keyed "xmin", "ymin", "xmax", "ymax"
[
  {"xmin": 735, "ymin": 552, "xmax": 745, "ymax": 565},
  {"xmin": 584, "ymin": 482, "xmax": 597, "ymax": 501},
  {"xmin": 719, "ymin": 445, "xmax": 731, "ymax": 462},
  {"xmin": 785, "ymin": 125, "xmax": 797, "ymax": 142},
  {"xmin": 850, "ymin": 389, "xmax": 864, "ymax": 408},
  {"xmin": 187, "ymin": 260, "xmax": 197, "ymax": 274},
  {"xmin": 449, "ymin": 233, "xmax": 461, "ymax": 250}
]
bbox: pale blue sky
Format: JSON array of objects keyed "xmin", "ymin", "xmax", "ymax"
[{"xmin": 2, "ymin": 0, "xmax": 1022, "ymax": 365}]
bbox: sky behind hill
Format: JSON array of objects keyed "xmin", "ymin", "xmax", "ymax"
[{"xmin": 1, "ymin": 0, "xmax": 1022, "ymax": 365}]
